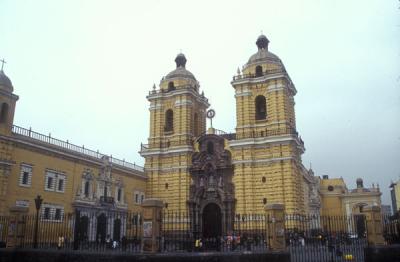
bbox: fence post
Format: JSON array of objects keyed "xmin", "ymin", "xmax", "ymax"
[
  {"xmin": 363, "ymin": 205, "xmax": 385, "ymax": 245},
  {"xmin": 265, "ymin": 203, "xmax": 285, "ymax": 251},
  {"xmin": 141, "ymin": 198, "xmax": 163, "ymax": 253}
]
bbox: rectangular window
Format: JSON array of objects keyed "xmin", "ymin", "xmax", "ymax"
[
  {"xmin": 140, "ymin": 194, "xmax": 144, "ymax": 204},
  {"xmin": 47, "ymin": 177, "xmax": 53, "ymax": 190},
  {"xmin": 19, "ymin": 164, "xmax": 33, "ymax": 187},
  {"xmin": 135, "ymin": 193, "xmax": 139, "ymax": 204},
  {"xmin": 43, "ymin": 207, "xmax": 51, "ymax": 220},
  {"xmin": 117, "ymin": 189, "xmax": 122, "ymax": 202},
  {"xmin": 57, "ymin": 178, "xmax": 64, "ymax": 192},
  {"xmin": 41, "ymin": 204, "xmax": 64, "ymax": 222},
  {"xmin": 54, "ymin": 208, "xmax": 62, "ymax": 221},
  {"xmin": 45, "ymin": 170, "xmax": 66, "ymax": 193}
]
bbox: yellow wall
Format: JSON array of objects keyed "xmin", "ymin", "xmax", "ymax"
[{"xmin": 0, "ymin": 137, "xmax": 147, "ymax": 215}]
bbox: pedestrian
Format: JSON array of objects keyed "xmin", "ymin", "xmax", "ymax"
[
  {"xmin": 57, "ymin": 236, "xmax": 64, "ymax": 250},
  {"xmin": 105, "ymin": 235, "xmax": 111, "ymax": 249}
]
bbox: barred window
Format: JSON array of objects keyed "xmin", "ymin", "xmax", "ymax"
[
  {"xmin": 54, "ymin": 208, "xmax": 62, "ymax": 221},
  {"xmin": 45, "ymin": 170, "xmax": 66, "ymax": 193},
  {"xmin": 41, "ymin": 204, "xmax": 64, "ymax": 222},
  {"xmin": 43, "ymin": 207, "xmax": 51, "ymax": 220},
  {"xmin": 134, "ymin": 191, "xmax": 145, "ymax": 204},
  {"xmin": 46, "ymin": 176, "xmax": 54, "ymax": 190},
  {"xmin": 19, "ymin": 164, "xmax": 33, "ymax": 187}
]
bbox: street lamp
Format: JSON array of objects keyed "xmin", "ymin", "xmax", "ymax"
[{"xmin": 34, "ymin": 195, "xmax": 43, "ymax": 249}]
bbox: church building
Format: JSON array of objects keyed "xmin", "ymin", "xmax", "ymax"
[{"xmin": 140, "ymin": 35, "xmax": 321, "ymax": 235}]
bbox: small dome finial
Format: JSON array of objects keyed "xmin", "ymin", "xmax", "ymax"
[
  {"xmin": 0, "ymin": 58, "xmax": 6, "ymax": 72},
  {"xmin": 175, "ymin": 53, "xmax": 187, "ymax": 68},
  {"xmin": 256, "ymin": 34, "xmax": 269, "ymax": 50}
]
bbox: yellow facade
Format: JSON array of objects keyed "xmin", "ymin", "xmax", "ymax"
[
  {"xmin": 141, "ymin": 36, "xmax": 318, "ymax": 216},
  {"xmin": 319, "ymin": 176, "xmax": 382, "ymax": 217},
  {"xmin": 140, "ymin": 54, "xmax": 209, "ymax": 211},
  {"xmin": 0, "ymin": 69, "xmax": 147, "ymax": 217}
]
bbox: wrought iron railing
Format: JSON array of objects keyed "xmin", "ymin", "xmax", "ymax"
[
  {"xmin": 0, "ymin": 211, "xmax": 398, "ymax": 257},
  {"xmin": 99, "ymin": 196, "xmax": 114, "ymax": 204},
  {"xmin": 233, "ymin": 68, "xmax": 286, "ymax": 81},
  {"xmin": 11, "ymin": 125, "xmax": 144, "ymax": 172},
  {"xmin": 141, "ymin": 138, "xmax": 194, "ymax": 151},
  {"xmin": 0, "ymin": 211, "xmax": 143, "ymax": 252},
  {"xmin": 161, "ymin": 211, "xmax": 268, "ymax": 252}
]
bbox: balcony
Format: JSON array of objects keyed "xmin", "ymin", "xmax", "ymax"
[
  {"xmin": 232, "ymin": 68, "xmax": 286, "ymax": 81},
  {"xmin": 100, "ymin": 196, "xmax": 114, "ymax": 204}
]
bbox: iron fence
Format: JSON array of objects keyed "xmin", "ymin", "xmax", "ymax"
[
  {"xmin": 160, "ymin": 211, "xmax": 268, "ymax": 252},
  {"xmin": 0, "ymin": 211, "xmax": 142, "ymax": 252},
  {"xmin": 382, "ymin": 213, "xmax": 400, "ymax": 244},
  {"xmin": 286, "ymin": 214, "xmax": 367, "ymax": 262},
  {"xmin": 0, "ymin": 210, "xmax": 399, "ymax": 260}
]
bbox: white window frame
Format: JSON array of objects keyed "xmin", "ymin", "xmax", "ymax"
[
  {"xmin": 56, "ymin": 174, "xmax": 66, "ymax": 193},
  {"xmin": 134, "ymin": 190, "xmax": 145, "ymax": 204},
  {"xmin": 19, "ymin": 164, "xmax": 33, "ymax": 187},
  {"xmin": 116, "ymin": 187, "xmax": 124, "ymax": 203},
  {"xmin": 45, "ymin": 170, "xmax": 66, "ymax": 193},
  {"xmin": 41, "ymin": 203, "xmax": 64, "ymax": 222},
  {"xmin": 134, "ymin": 191, "xmax": 140, "ymax": 204}
]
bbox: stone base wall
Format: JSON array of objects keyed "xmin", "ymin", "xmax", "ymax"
[{"xmin": 0, "ymin": 249, "xmax": 290, "ymax": 262}]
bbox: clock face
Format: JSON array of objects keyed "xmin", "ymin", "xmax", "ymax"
[{"xmin": 206, "ymin": 109, "xmax": 215, "ymax": 119}]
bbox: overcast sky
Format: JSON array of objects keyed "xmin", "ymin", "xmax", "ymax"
[{"xmin": 0, "ymin": 0, "xmax": 399, "ymax": 205}]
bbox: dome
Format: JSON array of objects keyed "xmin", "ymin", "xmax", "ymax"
[
  {"xmin": 0, "ymin": 70, "xmax": 13, "ymax": 92},
  {"xmin": 165, "ymin": 53, "xmax": 196, "ymax": 80},
  {"xmin": 245, "ymin": 34, "xmax": 283, "ymax": 68},
  {"xmin": 356, "ymin": 178, "xmax": 364, "ymax": 188}
]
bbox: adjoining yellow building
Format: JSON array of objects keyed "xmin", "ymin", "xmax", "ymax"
[
  {"xmin": 319, "ymin": 176, "xmax": 381, "ymax": 217},
  {"xmin": 0, "ymin": 67, "xmax": 147, "ymax": 242}
]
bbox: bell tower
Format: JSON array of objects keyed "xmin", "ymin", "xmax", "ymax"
[
  {"xmin": 230, "ymin": 35, "xmax": 307, "ymax": 214},
  {"xmin": 0, "ymin": 61, "xmax": 18, "ymax": 136},
  {"xmin": 0, "ymin": 61, "xmax": 18, "ymax": 214},
  {"xmin": 140, "ymin": 54, "xmax": 209, "ymax": 211}
]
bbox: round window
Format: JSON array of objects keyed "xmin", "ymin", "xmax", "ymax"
[{"xmin": 328, "ymin": 185, "xmax": 334, "ymax": 191}]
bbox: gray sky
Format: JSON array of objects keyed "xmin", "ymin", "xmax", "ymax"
[{"xmin": 1, "ymin": 0, "xmax": 399, "ymax": 205}]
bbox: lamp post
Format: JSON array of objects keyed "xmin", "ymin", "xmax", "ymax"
[{"xmin": 34, "ymin": 195, "xmax": 43, "ymax": 249}]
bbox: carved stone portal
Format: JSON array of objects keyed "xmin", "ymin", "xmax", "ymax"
[{"xmin": 188, "ymin": 134, "xmax": 235, "ymax": 238}]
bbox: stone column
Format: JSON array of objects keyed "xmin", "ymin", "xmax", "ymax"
[
  {"xmin": 265, "ymin": 203, "xmax": 285, "ymax": 251},
  {"xmin": 363, "ymin": 205, "xmax": 385, "ymax": 245},
  {"xmin": 141, "ymin": 198, "xmax": 164, "ymax": 253}
]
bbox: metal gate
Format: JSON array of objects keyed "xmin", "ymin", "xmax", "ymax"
[{"xmin": 286, "ymin": 214, "xmax": 367, "ymax": 262}]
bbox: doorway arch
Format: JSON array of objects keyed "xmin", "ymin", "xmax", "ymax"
[
  {"xmin": 202, "ymin": 203, "xmax": 222, "ymax": 238},
  {"xmin": 96, "ymin": 213, "xmax": 107, "ymax": 243}
]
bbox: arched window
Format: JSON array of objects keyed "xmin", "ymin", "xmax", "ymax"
[
  {"xmin": 255, "ymin": 95, "xmax": 266, "ymax": 120},
  {"xmin": 165, "ymin": 183, "xmax": 169, "ymax": 189},
  {"xmin": 193, "ymin": 113, "xmax": 199, "ymax": 137},
  {"xmin": 168, "ymin": 82, "xmax": 175, "ymax": 91},
  {"xmin": 207, "ymin": 141, "xmax": 214, "ymax": 154},
  {"xmin": 262, "ymin": 177, "xmax": 266, "ymax": 183},
  {"xmin": 165, "ymin": 109, "xmax": 174, "ymax": 132},
  {"xmin": 255, "ymin": 66, "xmax": 263, "ymax": 77},
  {"xmin": 84, "ymin": 181, "xmax": 90, "ymax": 197},
  {"xmin": 0, "ymin": 103, "xmax": 9, "ymax": 123}
]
